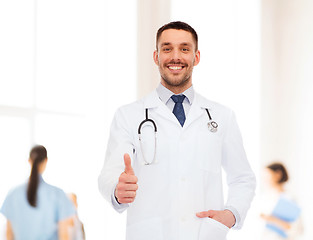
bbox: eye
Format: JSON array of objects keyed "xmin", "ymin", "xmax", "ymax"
[
  {"xmin": 182, "ymin": 48, "xmax": 189, "ymax": 52},
  {"xmin": 162, "ymin": 48, "xmax": 171, "ymax": 52}
]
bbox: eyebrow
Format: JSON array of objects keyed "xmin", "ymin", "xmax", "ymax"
[
  {"xmin": 160, "ymin": 42, "xmax": 171, "ymax": 47},
  {"xmin": 180, "ymin": 42, "xmax": 192, "ymax": 47},
  {"xmin": 160, "ymin": 42, "xmax": 192, "ymax": 47}
]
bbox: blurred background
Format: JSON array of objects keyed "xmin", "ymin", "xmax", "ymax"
[{"xmin": 0, "ymin": 0, "xmax": 312, "ymax": 239}]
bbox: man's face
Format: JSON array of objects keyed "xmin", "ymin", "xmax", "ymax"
[{"xmin": 153, "ymin": 29, "xmax": 200, "ymax": 92}]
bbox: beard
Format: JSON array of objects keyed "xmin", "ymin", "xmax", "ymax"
[{"xmin": 160, "ymin": 71, "xmax": 192, "ymax": 88}]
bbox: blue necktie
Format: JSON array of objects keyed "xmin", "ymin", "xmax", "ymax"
[{"xmin": 171, "ymin": 95, "xmax": 186, "ymax": 127}]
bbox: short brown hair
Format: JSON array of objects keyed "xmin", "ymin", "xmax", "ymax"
[
  {"xmin": 156, "ymin": 21, "xmax": 198, "ymax": 51},
  {"xmin": 267, "ymin": 162, "xmax": 289, "ymax": 184}
]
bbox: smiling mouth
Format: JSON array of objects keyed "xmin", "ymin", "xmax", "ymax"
[
  {"xmin": 167, "ymin": 64, "xmax": 186, "ymax": 71},
  {"xmin": 168, "ymin": 66, "xmax": 183, "ymax": 70}
]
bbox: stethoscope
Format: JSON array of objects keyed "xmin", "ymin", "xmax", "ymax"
[{"xmin": 138, "ymin": 108, "xmax": 218, "ymax": 165}]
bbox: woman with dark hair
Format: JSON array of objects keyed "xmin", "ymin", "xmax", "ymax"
[
  {"xmin": 266, "ymin": 163, "xmax": 289, "ymax": 188},
  {"xmin": 260, "ymin": 162, "xmax": 303, "ymax": 240},
  {"xmin": 0, "ymin": 145, "xmax": 75, "ymax": 240}
]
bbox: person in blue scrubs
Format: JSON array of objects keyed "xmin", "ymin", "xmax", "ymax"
[
  {"xmin": 260, "ymin": 163, "xmax": 303, "ymax": 240},
  {"xmin": 0, "ymin": 145, "xmax": 75, "ymax": 240}
]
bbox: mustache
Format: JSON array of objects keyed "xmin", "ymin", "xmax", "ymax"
[{"xmin": 166, "ymin": 61, "xmax": 187, "ymax": 66}]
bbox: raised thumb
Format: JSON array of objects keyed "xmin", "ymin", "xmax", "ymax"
[{"xmin": 124, "ymin": 153, "xmax": 134, "ymax": 175}]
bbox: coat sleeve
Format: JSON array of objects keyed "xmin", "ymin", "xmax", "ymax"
[
  {"xmin": 222, "ymin": 110, "xmax": 256, "ymax": 229},
  {"xmin": 98, "ymin": 108, "xmax": 135, "ymax": 213}
]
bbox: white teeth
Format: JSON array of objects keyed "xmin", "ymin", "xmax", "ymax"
[{"xmin": 169, "ymin": 66, "xmax": 182, "ymax": 70}]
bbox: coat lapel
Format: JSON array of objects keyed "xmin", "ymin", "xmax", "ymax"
[
  {"xmin": 143, "ymin": 90, "xmax": 178, "ymax": 124},
  {"xmin": 183, "ymin": 93, "xmax": 213, "ymax": 129}
]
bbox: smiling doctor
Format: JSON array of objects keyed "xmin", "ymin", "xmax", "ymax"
[{"xmin": 98, "ymin": 21, "xmax": 256, "ymax": 240}]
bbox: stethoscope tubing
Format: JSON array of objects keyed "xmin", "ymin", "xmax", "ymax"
[
  {"xmin": 138, "ymin": 107, "xmax": 218, "ymax": 165},
  {"xmin": 138, "ymin": 108, "xmax": 157, "ymax": 165},
  {"xmin": 138, "ymin": 109, "xmax": 157, "ymax": 134}
]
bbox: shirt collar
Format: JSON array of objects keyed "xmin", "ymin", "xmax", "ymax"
[
  {"xmin": 156, "ymin": 83, "xmax": 194, "ymax": 105},
  {"xmin": 39, "ymin": 174, "xmax": 44, "ymax": 182}
]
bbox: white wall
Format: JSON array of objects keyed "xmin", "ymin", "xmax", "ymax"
[
  {"xmin": 261, "ymin": 0, "xmax": 313, "ymax": 238},
  {"xmin": 136, "ymin": 0, "xmax": 171, "ymax": 98}
]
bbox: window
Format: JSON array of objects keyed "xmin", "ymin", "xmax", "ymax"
[{"xmin": 0, "ymin": 1, "xmax": 137, "ymax": 239}]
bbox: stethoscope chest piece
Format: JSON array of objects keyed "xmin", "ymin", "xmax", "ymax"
[
  {"xmin": 208, "ymin": 121, "xmax": 218, "ymax": 132},
  {"xmin": 205, "ymin": 108, "xmax": 218, "ymax": 133}
]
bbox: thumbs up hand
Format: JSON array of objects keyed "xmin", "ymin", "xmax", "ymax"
[{"xmin": 115, "ymin": 153, "xmax": 138, "ymax": 204}]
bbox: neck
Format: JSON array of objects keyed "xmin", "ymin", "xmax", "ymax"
[{"xmin": 273, "ymin": 183, "xmax": 284, "ymax": 193}]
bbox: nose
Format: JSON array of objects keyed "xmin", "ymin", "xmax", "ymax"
[{"xmin": 171, "ymin": 48, "xmax": 182, "ymax": 61}]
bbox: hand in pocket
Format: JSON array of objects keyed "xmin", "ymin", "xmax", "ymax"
[{"xmin": 196, "ymin": 209, "xmax": 235, "ymax": 228}]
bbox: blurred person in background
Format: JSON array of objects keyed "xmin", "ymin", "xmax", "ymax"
[
  {"xmin": 0, "ymin": 145, "xmax": 75, "ymax": 240},
  {"xmin": 260, "ymin": 162, "xmax": 303, "ymax": 240},
  {"xmin": 67, "ymin": 193, "xmax": 85, "ymax": 240}
]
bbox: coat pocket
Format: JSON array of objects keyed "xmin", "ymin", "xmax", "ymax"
[
  {"xmin": 126, "ymin": 217, "xmax": 163, "ymax": 240},
  {"xmin": 199, "ymin": 218, "xmax": 229, "ymax": 240}
]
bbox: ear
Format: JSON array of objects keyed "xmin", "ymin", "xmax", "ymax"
[
  {"xmin": 153, "ymin": 50, "xmax": 159, "ymax": 65},
  {"xmin": 193, "ymin": 50, "xmax": 200, "ymax": 66}
]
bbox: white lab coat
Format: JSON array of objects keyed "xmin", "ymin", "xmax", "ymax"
[{"xmin": 98, "ymin": 90, "xmax": 256, "ymax": 240}]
